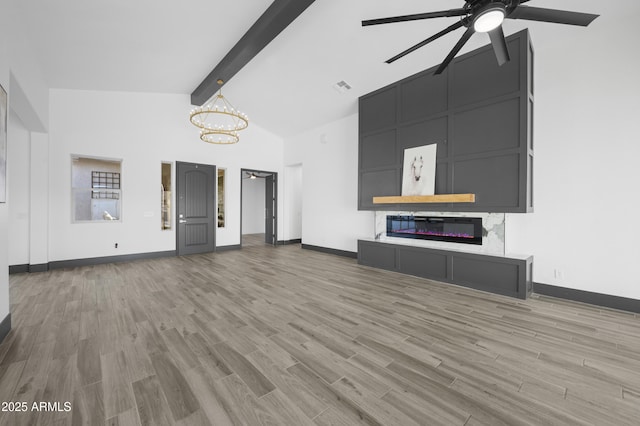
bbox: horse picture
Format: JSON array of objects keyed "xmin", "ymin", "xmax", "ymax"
[
  {"xmin": 401, "ymin": 144, "xmax": 437, "ymax": 196},
  {"xmin": 407, "ymin": 155, "xmax": 425, "ymax": 193}
]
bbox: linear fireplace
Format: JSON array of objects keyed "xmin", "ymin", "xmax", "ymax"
[{"xmin": 386, "ymin": 215, "xmax": 483, "ymax": 245}]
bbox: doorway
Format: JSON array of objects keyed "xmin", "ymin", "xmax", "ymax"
[
  {"xmin": 176, "ymin": 161, "xmax": 216, "ymax": 255},
  {"xmin": 241, "ymin": 169, "xmax": 277, "ymax": 247}
]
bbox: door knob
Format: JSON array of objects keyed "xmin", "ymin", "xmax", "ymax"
[{"xmin": 179, "ymin": 219, "xmax": 187, "ymax": 224}]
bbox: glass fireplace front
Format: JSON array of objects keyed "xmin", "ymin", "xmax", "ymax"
[{"xmin": 386, "ymin": 215, "xmax": 482, "ymax": 245}]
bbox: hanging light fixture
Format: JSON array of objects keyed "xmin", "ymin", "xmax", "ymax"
[
  {"xmin": 472, "ymin": 2, "xmax": 506, "ymax": 33},
  {"xmin": 189, "ymin": 79, "xmax": 248, "ymax": 144}
]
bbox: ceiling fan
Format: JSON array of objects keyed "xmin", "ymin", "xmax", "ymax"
[
  {"xmin": 243, "ymin": 172, "xmax": 269, "ymax": 180},
  {"xmin": 363, "ymin": 0, "xmax": 599, "ymax": 75}
]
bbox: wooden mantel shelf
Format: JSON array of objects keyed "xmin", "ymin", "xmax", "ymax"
[{"xmin": 373, "ymin": 193, "xmax": 476, "ymax": 204}]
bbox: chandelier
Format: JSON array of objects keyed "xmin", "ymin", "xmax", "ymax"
[{"xmin": 189, "ymin": 79, "xmax": 248, "ymax": 144}]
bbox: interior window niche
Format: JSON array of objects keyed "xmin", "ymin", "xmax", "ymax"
[
  {"xmin": 161, "ymin": 162, "xmax": 172, "ymax": 230},
  {"xmin": 218, "ymin": 168, "xmax": 225, "ymax": 228},
  {"xmin": 71, "ymin": 155, "xmax": 122, "ymax": 222}
]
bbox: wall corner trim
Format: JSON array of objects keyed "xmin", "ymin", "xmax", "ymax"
[
  {"xmin": 216, "ymin": 244, "xmax": 241, "ymax": 252},
  {"xmin": 302, "ymin": 244, "xmax": 357, "ymax": 259},
  {"xmin": 0, "ymin": 314, "xmax": 11, "ymax": 345},
  {"xmin": 9, "ymin": 264, "xmax": 50, "ymax": 274},
  {"xmin": 534, "ymin": 283, "xmax": 640, "ymax": 314},
  {"xmin": 48, "ymin": 250, "xmax": 177, "ymax": 270},
  {"xmin": 9, "ymin": 264, "xmax": 29, "ymax": 274},
  {"xmin": 29, "ymin": 264, "xmax": 49, "ymax": 273},
  {"xmin": 277, "ymin": 239, "xmax": 302, "ymax": 246}
]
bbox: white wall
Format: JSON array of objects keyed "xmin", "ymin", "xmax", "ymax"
[
  {"xmin": 48, "ymin": 89, "xmax": 284, "ymax": 261},
  {"xmin": 0, "ymin": 202, "xmax": 7, "ymax": 321},
  {"xmin": 505, "ymin": 8, "xmax": 640, "ymax": 300},
  {"xmin": 6, "ymin": 16, "xmax": 48, "ymax": 132},
  {"xmin": 284, "ymin": 113, "xmax": 373, "ymax": 253},
  {"xmin": 29, "ymin": 132, "xmax": 49, "ymax": 266},
  {"xmin": 283, "ymin": 164, "xmax": 302, "ymax": 241},
  {"xmin": 242, "ymin": 177, "xmax": 265, "ymax": 234},
  {"xmin": 0, "ymin": 1, "xmax": 12, "ymax": 324},
  {"xmin": 7, "ymin": 110, "xmax": 30, "ymax": 265},
  {"xmin": 0, "ymin": 1, "xmax": 50, "ymax": 323}
]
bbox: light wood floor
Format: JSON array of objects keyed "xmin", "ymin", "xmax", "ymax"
[
  {"xmin": 1, "ymin": 244, "xmax": 639, "ymax": 425},
  {"xmin": 242, "ymin": 233, "xmax": 269, "ymax": 248}
]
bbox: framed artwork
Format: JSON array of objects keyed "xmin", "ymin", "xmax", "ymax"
[
  {"xmin": 401, "ymin": 143, "xmax": 437, "ymax": 196},
  {"xmin": 0, "ymin": 83, "xmax": 6, "ymax": 203}
]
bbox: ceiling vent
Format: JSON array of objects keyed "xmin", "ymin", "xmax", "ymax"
[{"xmin": 333, "ymin": 80, "xmax": 352, "ymax": 94}]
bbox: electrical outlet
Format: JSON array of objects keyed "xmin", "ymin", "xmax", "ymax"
[{"xmin": 554, "ymin": 269, "xmax": 563, "ymax": 280}]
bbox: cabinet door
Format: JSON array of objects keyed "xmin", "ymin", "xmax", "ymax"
[
  {"xmin": 397, "ymin": 247, "xmax": 448, "ymax": 281},
  {"xmin": 358, "ymin": 241, "xmax": 396, "ymax": 271}
]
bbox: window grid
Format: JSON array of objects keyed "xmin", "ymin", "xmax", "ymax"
[{"xmin": 91, "ymin": 171, "xmax": 121, "ymax": 199}]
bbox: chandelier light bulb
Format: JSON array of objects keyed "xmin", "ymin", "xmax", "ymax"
[{"xmin": 189, "ymin": 81, "xmax": 247, "ymax": 144}]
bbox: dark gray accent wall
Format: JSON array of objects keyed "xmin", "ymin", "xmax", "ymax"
[
  {"xmin": 358, "ymin": 240, "xmax": 532, "ymax": 299},
  {"xmin": 359, "ymin": 30, "xmax": 534, "ymax": 213}
]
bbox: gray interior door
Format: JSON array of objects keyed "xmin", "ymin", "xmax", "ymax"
[
  {"xmin": 176, "ymin": 162, "xmax": 216, "ymax": 255},
  {"xmin": 265, "ymin": 174, "xmax": 277, "ymax": 245}
]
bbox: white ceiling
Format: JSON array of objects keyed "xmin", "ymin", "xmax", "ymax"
[{"xmin": 14, "ymin": 0, "xmax": 634, "ymax": 138}]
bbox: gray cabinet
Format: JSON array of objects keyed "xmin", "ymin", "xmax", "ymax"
[
  {"xmin": 358, "ymin": 240, "xmax": 532, "ymax": 299},
  {"xmin": 358, "ymin": 30, "xmax": 534, "ymax": 213}
]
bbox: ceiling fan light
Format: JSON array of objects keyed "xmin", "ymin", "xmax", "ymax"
[{"xmin": 473, "ymin": 5, "xmax": 506, "ymax": 33}]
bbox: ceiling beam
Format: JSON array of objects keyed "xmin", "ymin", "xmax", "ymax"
[{"xmin": 190, "ymin": 0, "xmax": 316, "ymax": 106}]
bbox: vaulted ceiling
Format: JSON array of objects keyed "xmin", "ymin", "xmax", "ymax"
[{"xmin": 14, "ymin": 0, "xmax": 634, "ymax": 138}]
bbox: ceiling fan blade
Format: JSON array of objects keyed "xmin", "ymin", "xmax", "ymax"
[
  {"xmin": 507, "ymin": 0, "xmax": 531, "ymax": 14},
  {"xmin": 362, "ymin": 9, "xmax": 467, "ymax": 27},
  {"xmin": 509, "ymin": 6, "xmax": 599, "ymax": 26},
  {"xmin": 435, "ymin": 26, "xmax": 475, "ymax": 75},
  {"xmin": 386, "ymin": 20, "xmax": 465, "ymax": 64},
  {"xmin": 488, "ymin": 26, "xmax": 510, "ymax": 66}
]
